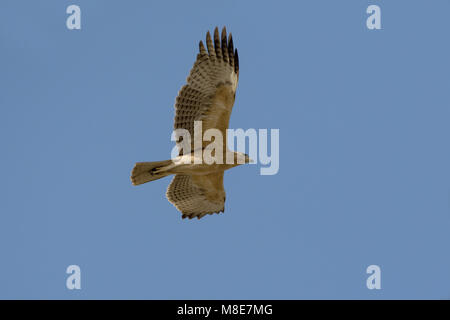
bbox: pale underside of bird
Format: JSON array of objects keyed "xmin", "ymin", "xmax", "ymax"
[{"xmin": 131, "ymin": 27, "xmax": 251, "ymax": 220}]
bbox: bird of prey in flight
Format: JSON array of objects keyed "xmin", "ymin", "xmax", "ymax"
[{"xmin": 131, "ymin": 27, "xmax": 251, "ymax": 219}]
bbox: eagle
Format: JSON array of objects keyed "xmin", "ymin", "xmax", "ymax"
[{"xmin": 131, "ymin": 27, "xmax": 251, "ymax": 219}]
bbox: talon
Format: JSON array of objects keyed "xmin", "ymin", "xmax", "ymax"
[{"xmin": 150, "ymin": 167, "xmax": 161, "ymax": 175}]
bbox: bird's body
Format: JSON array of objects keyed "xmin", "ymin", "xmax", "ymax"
[
  {"xmin": 131, "ymin": 27, "xmax": 250, "ymax": 219},
  {"xmin": 141, "ymin": 152, "xmax": 242, "ymax": 176}
]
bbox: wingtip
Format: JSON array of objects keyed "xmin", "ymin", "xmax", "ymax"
[
  {"xmin": 234, "ymin": 49, "xmax": 239, "ymax": 73},
  {"xmin": 199, "ymin": 40, "xmax": 206, "ymax": 54}
]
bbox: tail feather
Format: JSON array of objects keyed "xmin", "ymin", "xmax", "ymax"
[{"xmin": 131, "ymin": 160, "xmax": 173, "ymax": 185}]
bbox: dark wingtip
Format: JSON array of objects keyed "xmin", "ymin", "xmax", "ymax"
[
  {"xmin": 205, "ymin": 31, "xmax": 215, "ymax": 57},
  {"xmin": 234, "ymin": 49, "xmax": 239, "ymax": 74},
  {"xmin": 204, "ymin": 27, "xmax": 238, "ymax": 72},
  {"xmin": 214, "ymin": 26, "xmax": 220, "ymax": 44},
  {"xmin": 228, "ymin": 34, "xmax": 234, "ymax": 52},
  {"xmin": 199, "ymin": 40, "xmax": 206, "ymax": 55},
  {"xmin": 221, "ymin": 27, "xmax": 228, "ymax": 61},
  {"xmin": 221, "ymin": 28, "xmax": 227, "ymax": 44},
  {"xmin": 213, "ymin": 27, "xmax": 221, "ymax": 58},
  {"xmin": 221, "ymin": 26, "xmax": 227, "ymax": 40}
]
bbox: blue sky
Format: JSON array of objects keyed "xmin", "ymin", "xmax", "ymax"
[{"xmin": 1, "ymin": 0, "xmax": 449, "ymax": 299}]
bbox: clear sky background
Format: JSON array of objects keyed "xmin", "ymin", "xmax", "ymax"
[{"xmin": 1, "ymin": 0, "xmax": 449, "ymax": 299}]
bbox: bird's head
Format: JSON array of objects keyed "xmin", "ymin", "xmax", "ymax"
[{"xmin": 233, "ymin": 152, "xmax": 254, "ymax": 165}]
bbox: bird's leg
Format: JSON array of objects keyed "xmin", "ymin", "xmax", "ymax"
[
  {"xmin": 150, "ymin": 161, "xmax": 176, "ymax": 175},
  {"xmin": 150, "ymin": 167, "xmax": 163, "ymax": 175}
]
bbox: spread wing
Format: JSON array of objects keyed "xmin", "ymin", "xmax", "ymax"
[
  {"xmin": 166, "ymin": 173, "xmax": 226, "ymax": 219},
  {"xmin": 174, "ymin": 27, "xmax": 239, "ymax": 154}
]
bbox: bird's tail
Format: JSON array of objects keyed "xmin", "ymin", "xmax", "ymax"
[{"xmin": 131, "ymin": 160, "xmax": 173, "ymax": 186}]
